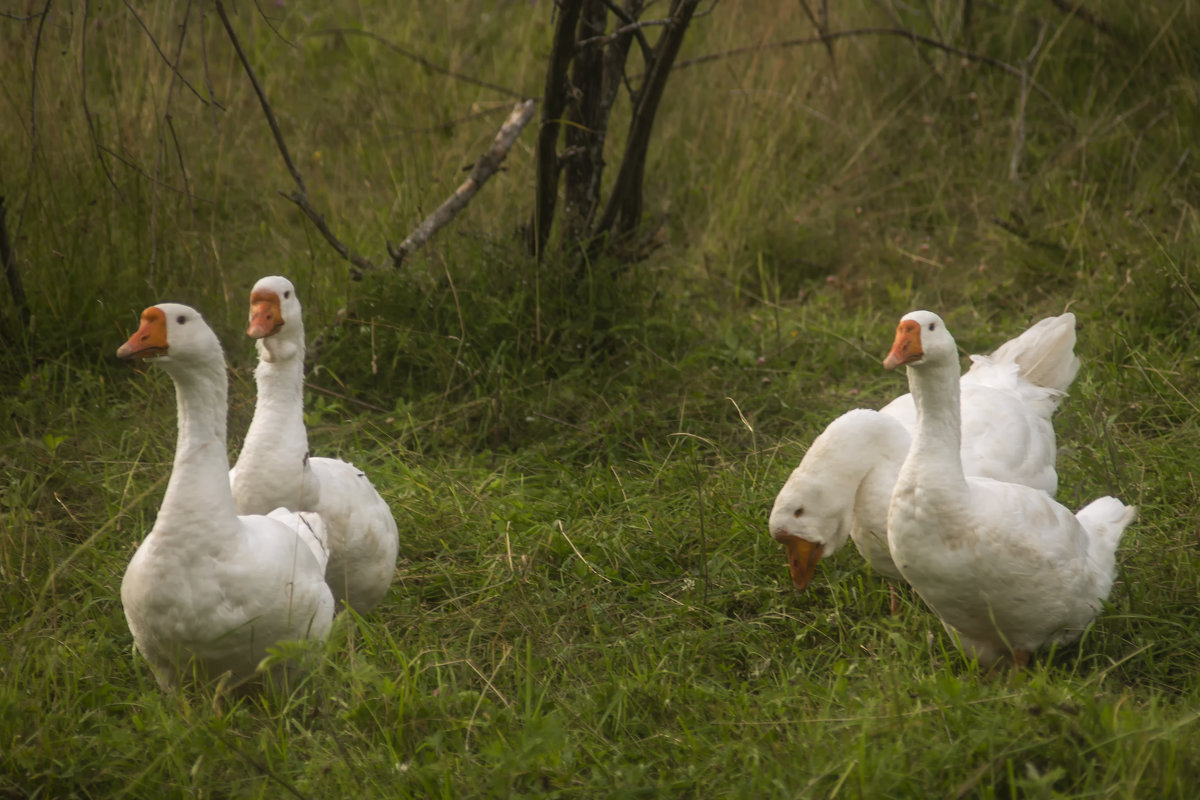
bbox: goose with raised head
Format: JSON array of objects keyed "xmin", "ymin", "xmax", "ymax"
[
  {"xmin": 117, "ymin": 303, "xmax": 334, "ymax": 692},
  {"xmin": 229, "ymin": 276, "xmax": 399, "ymax": 615},
  {"xmin": 770, "ymin": 313, "xmax": 1080, "ymax": 595},
  {"xmin": 883, "ymin": 310, "xmax": 1135, "ymax": 666}
]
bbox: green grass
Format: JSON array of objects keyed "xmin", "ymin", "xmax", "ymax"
[{"xmin": 4, "ymin": 1, "xmax": 1200, "ymax": 797}]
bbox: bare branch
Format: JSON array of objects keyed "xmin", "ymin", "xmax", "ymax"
[
  {"xmin": 12, "ymin": 0, "xmax": 52, "ymax": 248},
  {"xmin": 120, "ymin": 0, "xmax": 223, "ymax": 109},
  {"xmin": 81, "ymin": 0, "xmax": 126, "ymax": 200},
  {"xmin": 279, "ymin": 190, "xmax": 375, "ymax": 274},
  {"xmin": 601, "ymin": 0, "xmax": 654, "ymax": 63},
  {"xmin": 214, "ymin": 1, "xmax": 305, "ymax": 191},
  {"xmin": 576, "ymin": 17, "xmax": 673, "ymax": 49},
  {"xmin": 305, "ymin": 28, "xmax": 525, "ymax": 100},
  {"xmin": 0, "ymin": 196, "xmax": 29, "ymax": 332},
  {"xmin": 389, "ymin": 99, "xmax": 537, "ymax": 268},
  {"xmin": 531, "ymin": 0, "xmax": 584, "ymax": 258},
  {"xmin": 1047, "ymin": 0, "xmax": 1122, "ymax": 41},
  {"xmin": 251, "ymin": 0, "xmax": 298, "ymax": 49},
  {"xmin": 214, "ymin": 0, "xmax": 375, "ymax": 274},
  {"xmin": 1010, "ymin": 22, "xmax": 1047, "ymax": 181},
  {"xmin": 796, "ymin": 0, "xmax": 835, "ymax": 68},
  {"xmin": 671, "ymin": 27, "xmax": 1064, "ymax": 112},
  {"xmin": 150, "ymin": 1, "xmax": 193, "ymax": 287},
  {"xmin": 198, "ymin": 4, "xmax": 221, "ymax": 132},
  {"xmin": 595, "ymin": 0, "xmax": 703, "ymax": 243}
]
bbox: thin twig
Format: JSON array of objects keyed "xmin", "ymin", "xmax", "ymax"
[
  {"xmin": 251, "ymin": 0, "xmax": 298, "ymax": 49},
  {"xmin": 150, "ymin": 0, "xmax": 197, "ymax": 286},
  {"xmin": 672, "ymin": 26, "xmax": 1063, "ymax": 111},
  {"xmin": 0, "ymin": 196, "xmax": 29, "ymax": 330},
  {"xmin": 12, "ymin": 0, "xmax": 52, "ymax": 249},
  {"xmin": 303, "ymin": 381, "xmax": 390, "ymax": 414},
  {"xmin": 198, "ymin": 3, "xmax": 221, "ymax": 133},
  {"xmin": 214, "ymin": 0, "xmax": 375, "ymax": 274},
  {"xmin": 120, "ymin": 0, "xmax": 221, "ymax": 108},
  {"xmin": 576, "ymin": 16, "xmax": 674, "ymax": 49},
  {"xmin": 81, "ymin": 0, "xmax": 127, "ymax": 200},
  {"xmin": 305, "ymin": 28, "xmax": 524, "ymax": 100},
  {"xmin": 1009, "ymin": 23, "xmax": 1047, "ymax": 181},
  {"xmin": 97, "ymin": 144, "xmax": 208, "ymax": 201},
  {"xmin": 1048, "ymin": 0, "xmax": 1122, "ymax": 41},
  {"xmin": 601, "ymin": 0, "xmax": 655, "ymax": 64},
  {"xmin": 389, "ymin": 99, "xmax": 536, "ymax": 268},
  {"xmin": 796, "ymin": 0, "xmax": 836, "ymax": 68}
]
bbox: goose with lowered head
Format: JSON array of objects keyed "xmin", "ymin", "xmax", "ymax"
[
  {"xmin": 883, "ymin": 310, "xmax": 1135, "ymax": 666},
  {"xmin": 229, "ymin": 276, "xmax": 399, "ymax": 615},
  {"xmin": 769, "ymin": 313, "xmax": 1080, "ymax": 596},
  {"xmin": 117, "ymin": 303, "xmax": 334, "ymax": 692}
]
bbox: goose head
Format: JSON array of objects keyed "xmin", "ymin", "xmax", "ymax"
[
  {"xmin": 769, "ymin": 476, "xmax": 853, "ymax": 591},
  {"xmin": 247, "ymin": 275, "xmax": 304, "ymax": 362},
  {"xmin": 882, "ymin": 309, "xmax": 956, "ymax": 371},
  {"xmin": 116, "ymin": 303, "xmax": 220, "ymax": 370}
]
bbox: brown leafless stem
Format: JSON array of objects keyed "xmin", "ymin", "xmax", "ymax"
[
  {"xmin": 120, "ymin": 0, "xmax": 221, "ymax": 109},
  {"xmin": 531, "ymin": 0, "xmax": 584, "ymax": 258},
  {"xmin": 671, "ymin": 26, "xmax": 1065, "ymax": 115},
  {"xmin": 0, "ymin": 196, "xmax": 29, "ymax": 331},
  {"xmin": 81, "ymin": 0, "xmax": 126, "ymax": 201},
  {"xmin": 1010, "ymin": 23, "xmax": 1047, "ymax": 181},
  {"xmin": 214, "ymin": 0, "xmax": 375, "ymax": 274},
  {"xmin": 576, "ymin": 17, "xmax": 672, "ymax": 49},
  {"xmin": 12, "ymin": 0, "xmax": 52, "ymax": 250},
  {"xmin": 306, "ymin": 28, "xmax": 525, "ymax": 100},
  {"xmin": 389, "ymin": 99, "xmax": 537, "ymax": 268},
  {"xmin": 595, "ymin": 0, "xmax": 703, "ymax": 243},
  {"xmin": 1048, "ymin": 0, "xmax": 1121, "ymax": 41}
]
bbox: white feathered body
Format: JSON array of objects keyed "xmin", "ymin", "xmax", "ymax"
[
  {"xmin": 119, "ymin": 305, "xmax": 334, "ymax": 691},
  {"xmin": 886, "ymin": 310, "xmax": 1135, "ymax": 665},
  {"xmin": 770, "ymin": 314, "xmax": 1081, "ymax": 582},
  {"xmin": 230, "ymin": 279, "xmax": 399, "ymax": 614}
]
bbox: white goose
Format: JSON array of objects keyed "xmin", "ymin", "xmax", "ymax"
[
  {"xmin": 884, "ymin": 310, "xmax": 1135, "ymax": 666},
  {"xmin": 117, "ymin": 303, "xmax": 334, "ymax": 692},
  {"xmin": 769, "ymin": 313, "xmax": 1080, "ymax": 594},
  {"xmin": 229, "ymin": 276, "xmax": 399, "ymax": 615}
]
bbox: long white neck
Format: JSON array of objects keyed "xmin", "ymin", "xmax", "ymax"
[
  {"xmin": 241, "ymin": 342, "xmax": 310, "ymax": 462},
  {"xmin": 156, "ymin": 356, "xmax": 240, "ymax": 537},
  {"xmin": 230, "ymin": 332, "xmax": 313, "ymax": 515},
  {"xmin": 807, "ymin": 409, "xmax": 910, "ymax": 486},
  {"xmin": 906, "ymin": 356, "xmax": 969, "ymax": 490},
  {"xmin": 780, "ymin": 409, "xmax": 910, "ymax": 551}
]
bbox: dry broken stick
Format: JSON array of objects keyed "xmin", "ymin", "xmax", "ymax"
[{"xmin": 389, "ymin": 99, "xmax": 536, "ymax": 269}]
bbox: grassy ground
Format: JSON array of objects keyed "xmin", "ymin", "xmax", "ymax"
[{"xmin": 3, "ymin": 1, "xmax": 1200, "ymax": 797}]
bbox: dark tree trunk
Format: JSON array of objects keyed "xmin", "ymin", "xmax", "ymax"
[
  {"xmin": 532, "ymin": 0, "xmax": 584, "ymax": 259},
  {"xmin": 593, "ymin": 0, "xmax": 702, "ymax": 246},
  {"xmin": 561, "ymin": 0, "xmax": 609, "ymax": 246}
]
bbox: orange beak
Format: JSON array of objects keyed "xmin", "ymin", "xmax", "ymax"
[
  {"xmin": 247, "ymin": 289, "xmax": 284, "ymax": 339},
  {"xmin": 782, "ymin": 537, "xmax": 824, "ymax": 591},
  {"xmin": 883, "ymin": 319, "xmax": 923, "ymax": 370},
  {"xmin": 116, "ymin": 307, "xmax": 169, "ymax": 360}
]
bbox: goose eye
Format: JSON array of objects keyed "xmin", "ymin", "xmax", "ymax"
[
  {"xmin": 793, "ymin": 507, "xmax": 805, "ymax": 518},
  {"xmin": 177, "ymin": 315, "xmax": 187, "ymax": 325},
  {"xmin": 928, "ymin": 322, "xmax": 936, "ymax": 331},
  {"xmin": 284, "ymin": 290, "xmax": 291, "ymax": 299}
]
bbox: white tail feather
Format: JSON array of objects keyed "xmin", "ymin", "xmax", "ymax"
[{"xmin": 984, "ymin": 313, "xmax": 1081, "ymax": 393}]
